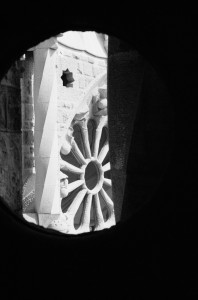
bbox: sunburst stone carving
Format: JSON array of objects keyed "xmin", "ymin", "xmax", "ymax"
[{"xmin": 48, "ymin": 83, "xmax": 116, "ymax": 234}]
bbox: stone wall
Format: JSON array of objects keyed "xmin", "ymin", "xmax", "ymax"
[
  {"xmin": 20, "ymin": 52, "xmax": 35, "ymax": 184},
  {"xmin": 21, "ymin": 44, "xmax": 107, "ymax": 182},
  {"xmin": 56, "ymin": 43, "xmax": 107, "ymax": 148},
  {"xmin": 0, "ymin": 62, "xmax": 22, "ymax": 212},
  {"xmin": 22, "ymin": 40, "xmax": 107, "ymax": 219}
]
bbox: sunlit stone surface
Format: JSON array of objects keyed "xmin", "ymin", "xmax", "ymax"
[
  {"xmin": 4, "ymin": 31, "xmax": 115, "ymax": 234},
  {"xmin": 0, "ymin": 30, "xmax": 173, "ymax": 234}
]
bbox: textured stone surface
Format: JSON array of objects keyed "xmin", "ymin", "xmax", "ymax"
[
  {"xmin": 0, "ymin": 64, "xmax": 22, "ymax": 212},
  {"xmin": 23, "ymin": 213, "xmax": 38, "ymax": 225},
  {"xmin": 0, "ymin": 34, "xmax": 108, "ymax": 220},
  {"xmin": 78, "ymin": 77, "xmax": 85, "ymax": 89},
  {"xmin": 6, "ymin": 87, "xmax": 21, "ymax": 131},
  {"xmin": 18, "ymin": 36, "xmax": 108, "ymax": 230},
  {"xmin": 57, "ymin": 71, "xmax": 116, "ymax": 234},
  {"xmin": 0, "ymin": 64, "xmax": 21, "ymax": 88},
  {"xmin": 21, "ymin": 53, "xmax": 35, "ymax": 183},
  {"xmin": 33, "ymin": 45, "xmax": 60, "ymax": 215},
  {"xmin": 83, "ymin": 62, "xmax": 93, "ymax": 76},
  {"xmin": 37, "ymin": 213, "xmax": 61, "ymax": 228},
  {"xmin": 0, "ymin": 88, "xmax": 7, "ymax": 130},
  {"xmin": 93, "ymin": 66, "xmax": 104, "ymax": 77}
]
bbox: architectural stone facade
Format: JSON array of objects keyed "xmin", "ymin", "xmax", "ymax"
[
  {"xmin": 21, "ymin": 31, "xmax": 115, "ymax": 234},
  {"xmin": 0, "ymin": 31, "xmax": 173, "ymax": 236},
  {"xmin": 0, "ymin": 63, "xmax": 22, "ymax": 212}
]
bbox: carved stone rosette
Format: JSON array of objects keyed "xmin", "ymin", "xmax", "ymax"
[{"xmin": 48, "ymin": 77, "xmax": 116, "ymax": 234}]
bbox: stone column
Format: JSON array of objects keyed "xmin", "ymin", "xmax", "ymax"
[
  {"xmin": 21, "ymin": 52, "xmax": 34, "ymax": 184},
  {"xmin": 33, "ymin": 37, "xmax": 61, "ymax": 226},
  {"xmin": 0, "ymin": 62, "xmax": 22, "ymax": 213},
  {"xmin": 108, "ymin": 36, "xmax": 145, "ymax": 222}
]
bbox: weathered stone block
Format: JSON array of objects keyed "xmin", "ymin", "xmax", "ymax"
[
  {"xmin": 38, "ymin": 213, "xmax": 61, "ymax": 228},
  {"xmin": 57, "ymin": 108, "xmax": 69, "ymax": 123},
  {"xmin": 24, "ymin": 156, "xmax": 34, "ymax": 169},
  {"xmin": 98, "ymin": 59, "xmax": 107, "ymax": 67},
  {"xmin": 88, "ymin": 56, "xmax": 94, "ymax": 64},
  {"xmin": 78, "ymin": 54, "xmax": 87, "ymax": 62},
  {"xmin": 21, "ymin": 61, "xmax": 33, "ymax": 104},
  {"xmin": 78, "ymin": 77, "xmax": 85, "ymax": 89},
  {"xmin": 0, "ymin": 87, "xmax": 7, "ymax": 129},
  {"xmin": 93, "ymin": 66, "xmax": 104, "ymax": 77},
  {"xmin": 0, "ymin": 64, "xmax": 21, "ymax": 88},
  {"xmin": 83, "ymin": 62, "xmax": 93, "ymax": 76},
  {"xmin": 77, "ymin": 61, "xmax": 83, "ymax": 74},
  {"xmin": 7, "ymin": 87, "xmax": 21, "ymax": 130},
  {"xmin": 25, "ymin": 104, "xmax": 34, "ymax": 120},
  {"xmin": 23, "ymin": 121, "xmax": 34, "ymax": 130},
  {"xmin": 72, "ymin": 53, "xmax": 80, "ymax": 60},
  {"xmin": 24, "ymin": 78, "xmax": 32, "ymax": 96},
  {"xmin": 85, "ymin": 76, "xmax": 93, "ymax": 87},
  {"xmin": 23, "ymin": 145, "xmax": 31, "ymax": 154},
  {"xmin": 30, "ymin": 146, "xmax": 34, "ymax": 154},
  {"xmin": 23, "ymin": 131, "xmax": 34, "ymax": 145},
  {"xmin": 59, "ymin": 49, "xmax": 72, "ymax": 57},
  {"xmin": 23, "ymin": 213, "xmax": 38, "ymax": 225},
  {"xmin": 0, "ymin": 137, "xmax": 8, "ymax": 169},
  {"xmin": 98, "ymin": 86, "xmax": 107, "ymax": 98}
]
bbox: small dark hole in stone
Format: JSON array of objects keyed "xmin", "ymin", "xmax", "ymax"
[{"xmin": 61, "ymin": 69, "xmax": 74, "ymax": 87}]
